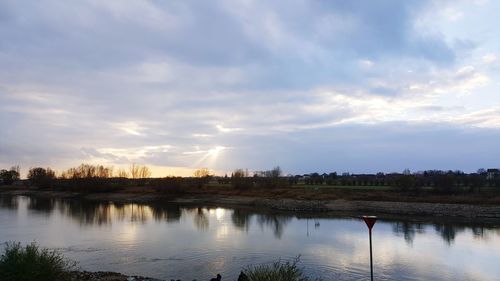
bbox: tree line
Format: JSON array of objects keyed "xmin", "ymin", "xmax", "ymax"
[
  {"xmin": 1, "ymin": 164, "xmax": 499, "ymax": 194},
  {"xmin": 288, "ymin": 169, "xmax": 500, "ymax": 194}
]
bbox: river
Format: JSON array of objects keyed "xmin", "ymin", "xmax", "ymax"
[{"xmin": 0, "ymin": 195, "xmax": 499, "ymax": 280}]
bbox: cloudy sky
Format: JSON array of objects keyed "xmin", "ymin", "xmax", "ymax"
[{"xmin": 1, "ymin": 0, "xmax": 499, "ymax": 176}]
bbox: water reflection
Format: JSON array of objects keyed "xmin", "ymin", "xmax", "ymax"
[
  {"xmin": 27, "ymin": 197, "xmax": 57, "ymax": 214},
  {"xmin": 1, "ymin": 195, "xmax": 498, "ymax": 244},
  {"xmin": 0, "ymin": 195, "xmax": 18, "ymax": 209},
  {"xmin": 1, "ymin": 195, "xmax": 500, "ymax": 280},
  {"xmin": 231, "ymin": 209, "xmax": 252, "ymax": 232},
  {"xmin": 150, "ymin": 204, "xmax": 181, "ymax": 222},
  {"xmin": 391, "ymin": 222, "xmax": 425, "ymax": 245},
  {"xmin": 256, "ymin": 213, "xmax": 291, "ymax": 239},
  {"xmin": 193, "ymin": 208, "xmax": 209, "ymax": 230},
  {"xmin": 388, "ymin": 219, "xmax": 497, "ymax": 245}
]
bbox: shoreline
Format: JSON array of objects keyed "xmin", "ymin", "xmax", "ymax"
[{"xmin": 2, "ymin": 187, "xmax": 500, "ymax": 221}]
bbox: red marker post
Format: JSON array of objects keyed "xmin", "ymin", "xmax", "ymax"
[{"xmin": 362, "ymin": 216, "xmax": 377, "ymax": 281}]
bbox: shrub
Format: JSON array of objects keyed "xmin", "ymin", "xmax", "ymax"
[
  {"xmin": 0, "ymin": 242, "xmax": 76, "ymax": 281},
  {"xmin": 241, "ymin": 257, "xmax": 321, "ymax": 281}
]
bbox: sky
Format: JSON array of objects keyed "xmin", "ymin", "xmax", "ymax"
[{"xmin": 1, "ymin": 0, "xmax": 499, "ymax": 177}]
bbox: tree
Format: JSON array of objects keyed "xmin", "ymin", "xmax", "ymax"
[
  {"xmin": 193, "ymin": 168, "xmax": 211, "ymax": 189},
  {"xmin": 0, "ymin": 166, "xmax": 21, "ymax": 185},
  {"xmin": 116, "ymin": 168, "xmax": 129, "ymax": 178},
  {"xmin": 60, "ymin": 164, "xmax": 112, "ymax": 179},
  {"xmin": 231, "ymin": 169, "xmax": 252, "ymax": 189},
  {"xmin": 130, "ymin": 163, "xmax": 140, "ymax": 179},
  {"xmin": 129, "ymin": 164, "xmax": 151, "ymax": 179},
  {"xmin": 138, "ymin": 166, "xmax": 152, "ymax": 178},
  {"xmin": 27, "ymin": 167, "xmax": 56, "ymax": 188},
  {"xmin": 194, "ymin": 168, "xmax": 211, "ymax": 178},
  {"xmin": 270, "ymin": 166, "xmax": 282, "ymax": 178},
  {"xmin": 254, "ymin": 166, "xmax": 288, "ymax": 189},
  {"xmin": 394, "ymin": 174, "xmax": 416, "ymax": 191},
  {"xmin": 434, "ymin": 174, "xmax": 457, "ymax": 194}
]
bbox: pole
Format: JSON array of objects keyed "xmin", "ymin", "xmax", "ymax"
[
  {"xmin": 362, "ymin": 216, "xmax": 376, "ymax": 281},
  {"xmin": 369, "ymin": 228, "xmax": 373, "ymax": 281}
]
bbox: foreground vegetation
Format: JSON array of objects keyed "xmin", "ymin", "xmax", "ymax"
[
  {"xmin": 0, "ymin": 242, "xmax": 318, "ymax": 281},
  {"xmin": 0, "ymin": 242, "xmax": 76, "ymax": 281},
  {"xmin": 241, "ymin": 257, "xmax": 321, "ymax": 281}
]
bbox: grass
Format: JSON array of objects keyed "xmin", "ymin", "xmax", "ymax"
[
  {"xmin": 0, "ymin": 242, "xmax": 77, "ymax": 281},
  {"xmin": 241, "ymin": 257, "xmax": 321, "ymax": 281}
]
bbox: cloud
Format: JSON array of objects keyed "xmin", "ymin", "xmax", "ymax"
[
  {"xmin": 482, "ymin": 54, "xmax": 497, "ymax": 64},
  {"xmin": 0, "ymin": 0, "xmax": 499, "ymax": 174}
]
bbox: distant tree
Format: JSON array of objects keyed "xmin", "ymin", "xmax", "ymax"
[
  {"xmin": 468, "ymin": 174, "xmax": 485, "ymax": 193},
  {"xmin": 434, "ymin": 174, "xmax": 457, "ymax": 194},
  {"xmin": 0, "ymin": 166, "xmax": 21, "ymax": 185},
  {"xmin": 96, "ymin": 165, "xmax": 113, "ymax": 178},
  {"xmin": 115, "ymin": 168, "xmax": 129, "ymax": 178},
  {"xmin": 61, "ymin": 164, "xmax": 112, "ymax": 179},
  {"xmin": 138, "ymin": 166, "xmax": 151, "ymax": 178},
  {"xmin": 394, "ymin": 175, "xmax": 416, "ymax": 191},
  {"xmin": 27, "ymin": 167, "xmax": 56, "ymax": 188},
  {"xmin": 130, "ymin": 163, "xmax": 140, "ymax": 179},
  {"xmin": 270, "ymin": 166, "xmax": 282, "ymax": 178},
  {"xmin": 254, "ymin": 166, "xmax": 288, "ymax": 188},
  {"xmin": 231, "ymin": 169, "xmax": 252, "ymax": 189},
  {"xmin": 194, "ymin": 168, "xmax": 211, "ymax": 178},
  {"xmin": 129, "ymin": 164, "xmax": 151, "ymax": 179}
]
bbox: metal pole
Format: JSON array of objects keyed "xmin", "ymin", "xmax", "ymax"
[
  {"xmin": 369, "ymin": 228, "xmax": 373, "ymax": 281},
  {"xmin": 362, "ymin": 216, "xmax": 377, "ymax": 281}
]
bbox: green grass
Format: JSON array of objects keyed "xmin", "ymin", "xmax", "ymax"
[
  {"xmin": 0, "ymin": 242, "xmax": 77, "ymax": 281},
  {"xmin": 241, "ymin": 257, "xmax": 322, "ymax": 281}
]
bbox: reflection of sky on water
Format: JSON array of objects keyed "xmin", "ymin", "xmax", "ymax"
[{"xmin": 0, "ymin": 195, "xmax": 500, "ymax": 280}]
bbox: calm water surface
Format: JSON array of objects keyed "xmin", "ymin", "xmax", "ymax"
[{"xmin": 1, "ymin": 195, "xmax": 499, "ymax": 280}]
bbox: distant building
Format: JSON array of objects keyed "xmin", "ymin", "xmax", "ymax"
[{"xmin": 487, "ymin": 169, "xmax": 500, "ymax": 180}]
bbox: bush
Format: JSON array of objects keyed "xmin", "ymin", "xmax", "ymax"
[
  {"xmin": 241, "ymin": 257, "xmax": 321, "ymax": 281},
  {"xmin": 0, "ymin": 242, "xmax": 76, "ymax": 281}
]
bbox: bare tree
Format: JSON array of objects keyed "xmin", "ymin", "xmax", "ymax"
[
  {"xmin": 116, "ymin": 168, "xmax": 129, "ymax": 178},
  {"xmin": 130, "ymin": 163, "xmax": 140, "ymax": 179},
  {"xmin": 194, "ymin": 168, "xmax": 211, "ymax": 178},
  {"xmin": 130, "ymin": 164, "xmax": 151, "ymax": 179},
  {"xmin": 139, "ymin": 166, "xmax": 152, "ymax": 178}
]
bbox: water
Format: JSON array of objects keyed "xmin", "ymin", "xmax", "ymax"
[{"xmin": 1, "ymin": 195, "xmax": 499, "ymax": 281}]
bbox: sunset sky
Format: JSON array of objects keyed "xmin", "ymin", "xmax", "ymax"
[{"xmin": 1, "ymin": 0, "xmax": 499, "ymax": 176}]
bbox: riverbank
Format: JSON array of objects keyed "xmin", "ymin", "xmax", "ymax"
[{"xmin": 1, "ymin": 186, "xmax": 500, "ymax": 220}]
